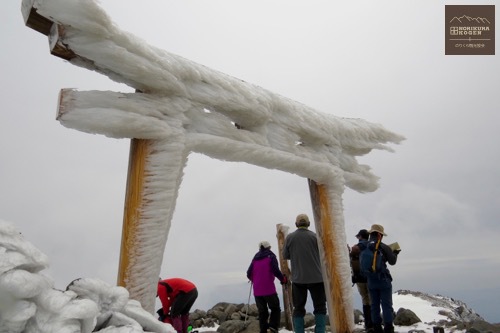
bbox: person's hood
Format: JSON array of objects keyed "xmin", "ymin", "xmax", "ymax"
[
  {"xmin": 253, "ymin": 248, "xmax": 274, "ymax": 260},
  {"xmin": 357, "ymin": 239, "xmax": 368, "ymax": 251}
]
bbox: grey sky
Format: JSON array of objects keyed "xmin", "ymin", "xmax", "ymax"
[{"xmin": 1, "ymin": 0, "xmax": 499, "ymax": 323}]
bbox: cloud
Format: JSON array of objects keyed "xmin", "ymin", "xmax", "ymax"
[
  {"xmin": 375, "ymin": 183, "xmax": 477, "ymax": 235},
  {"xmin": 367, "ymin": 183, "xmax": 500, "ymax": 315}
]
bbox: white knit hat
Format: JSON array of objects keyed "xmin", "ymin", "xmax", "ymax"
[{"xmin": 259, "ymin": 241, "xmax": 271, "ymax": 249}]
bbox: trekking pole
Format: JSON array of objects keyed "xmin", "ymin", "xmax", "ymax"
[{"xmin": 244, "ymin": 281, "xmax": 253, "ymax": 326}]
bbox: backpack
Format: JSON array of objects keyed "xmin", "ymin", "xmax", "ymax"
[
  {"xmin": 359, "ymin": 239, "xmax": 387, "ymax": 279},
  {"xmin": 350, "ymin": 241, "xmax": 368, "ymax": 284}
]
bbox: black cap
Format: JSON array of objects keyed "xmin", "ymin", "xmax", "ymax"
[{"xmin": 355, "ymin": 229, "xmax": 369, "ymax": 239}]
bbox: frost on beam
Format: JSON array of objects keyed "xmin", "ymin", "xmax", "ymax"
[{"xmin": 57, "ymin": 89, "xmax": 403, "ymax": 190}]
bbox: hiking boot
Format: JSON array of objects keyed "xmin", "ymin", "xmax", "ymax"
[
  {"xmin": 373, "ymin": 324, "xmax": 383, "ymax": 333},
  {"xmin": 383, "ymin": 323, "xmax": 394, "ymax": 333},
  {"xmin": 363, "ymin": 305, "xmax": 373, "ymax": 331},
  {"xmin": 293, "ymin": 316, "xmax": 305, "ymax": 333},
  {"xmin": 314, "ymin": 314, "xmax": 327, "ymax": 333}
]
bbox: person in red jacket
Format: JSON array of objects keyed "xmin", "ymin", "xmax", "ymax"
[{"xmin": 157, "ymin": 277, "xmax": 198, "ymax": 333}]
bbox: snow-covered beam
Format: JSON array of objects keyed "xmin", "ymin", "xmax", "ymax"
[
  {"xmin": 21, "ymin": 0, "xmax": 76, "ymax": 60},
  {"xmin": 21, "ymin": 0, "xmax": 52, "ymax": 35},
  {"xmin": 58, "ymin": 89, "xmax": 401, "ymax": 192},
  {"xmin": 25, "ymin": 2, "xmax": 403, "ymax": 189}
]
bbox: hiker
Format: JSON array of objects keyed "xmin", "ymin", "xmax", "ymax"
[
  {"xmin": 247, "ymin": 240, "xmax": 288, "ymax": 333},
  {"xmin": 350, "ymin": 229, "xmax": 373, "ymax": 331},
  {"xmin": 157, "ymin": 277, "xmax": 198, "ymax": 333},
  {"xmin": 283, "ymin": 214, "xmax": 327, "ymax": 333},
  {"xmin": 361, "ymin": 224, "xmax": 400, "ymax": 333}
]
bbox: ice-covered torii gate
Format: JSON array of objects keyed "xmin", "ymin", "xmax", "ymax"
[{"xmin": 22, "ymin": 1, "xmax": 403, "ymax": 332}]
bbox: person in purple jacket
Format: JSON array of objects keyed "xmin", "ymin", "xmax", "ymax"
[{"xmin": 247, "ymin": 240, "xmax": 288, "ymax": 333}]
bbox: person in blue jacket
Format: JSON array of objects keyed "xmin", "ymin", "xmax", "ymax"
[
  {"xmin": 247, "ymin": 240, "xmax": 288, "ymax": 333},
  {"xmin": 364, "ymin": 224, "xmax": 400, "ymax": 333}
]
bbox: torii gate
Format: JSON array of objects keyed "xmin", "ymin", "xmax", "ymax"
[{"xmin": 21, "ymin": 1, "xmax": 404, "ymax": 332}]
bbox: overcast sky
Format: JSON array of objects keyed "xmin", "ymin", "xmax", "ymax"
[{"xmin": 1, "ymin": 0, "xmax": 499, "ymax": 323}]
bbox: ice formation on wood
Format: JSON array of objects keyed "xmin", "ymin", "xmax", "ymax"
[{"xmin": 22, "ymin": 0, "xmax": 404, "ymax": 327}]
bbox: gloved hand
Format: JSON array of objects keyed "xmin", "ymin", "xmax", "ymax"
[
  {"xmin": 156, "ymin": 308, "xmax": 166, "ymax": 322},
  {"xmin": 281, "ymin": 275, "xmax": 288, "ymax": 285}
]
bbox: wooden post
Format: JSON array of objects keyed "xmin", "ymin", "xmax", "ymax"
[
  {"xmin": 308, "ymin": 178, "xmax": 353, "ymax": 333},
  {"xmin": 276, "ymin": 224, "xmax": 293, "ymax": 331},
  {"xmin": 21, "ymin": 0, "xmax": 52, "ymax": 35},
  {"xmin": 118, "ymin": 138, "xmax": 150, "ymax": 287}
]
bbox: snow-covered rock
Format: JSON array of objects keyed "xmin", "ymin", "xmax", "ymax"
[
  {"xmin": 0, "ymin": 220, "xmax": 172, "ymax": 333},
  {"xmin": 395, "ymin": 290, "xmax": 484, "ymax": 323}
]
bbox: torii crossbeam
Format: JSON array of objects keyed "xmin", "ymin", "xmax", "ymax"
[{"xmin": 22, "ymin": 1, "xmax": 404, "ymax": 331}]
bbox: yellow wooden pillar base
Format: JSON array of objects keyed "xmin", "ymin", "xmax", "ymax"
[
  {"xmin": 118, "ymin": 138, "xmax": 150, "ymax": 288},
  {"xmin": 309, "ymin": 179, "xmax": 353, "ymax": 333}
]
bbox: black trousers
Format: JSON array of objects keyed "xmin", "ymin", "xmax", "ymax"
[
  {"xmin": 255, "ymin": 293, "xmax": 281, "ymax": 333},
  {"xmin": 292, "ymin": 282, "xmax": 327, "ymax": 317},
  {"xmin": 170, "ymin": 288, "xmax": 199, "ymax": 316}
]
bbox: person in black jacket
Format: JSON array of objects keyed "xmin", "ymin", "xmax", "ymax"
[
  {"xmin": 350, "ymin": 229, "xmax": 373, "ymax": 331},
  {"xmin": 364, "ymin": 224, "xmax": 400, "ymax": 333}
]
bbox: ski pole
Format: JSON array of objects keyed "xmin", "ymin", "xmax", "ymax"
[{"xmin": 244, "ymin": 281, "xmax": 253, "ymax": 325}]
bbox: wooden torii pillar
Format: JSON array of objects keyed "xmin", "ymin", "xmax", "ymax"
[
  {"xmin": 21, "ymin": 1, "xmax": 404, "ymax": 331},
  {"xmin": 277, "ymin": 180, "xmax": 351, "ymax": 331},
  {"xmin": 276, "ymin": 224, "xmax": 293, "ymax": 331}
]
